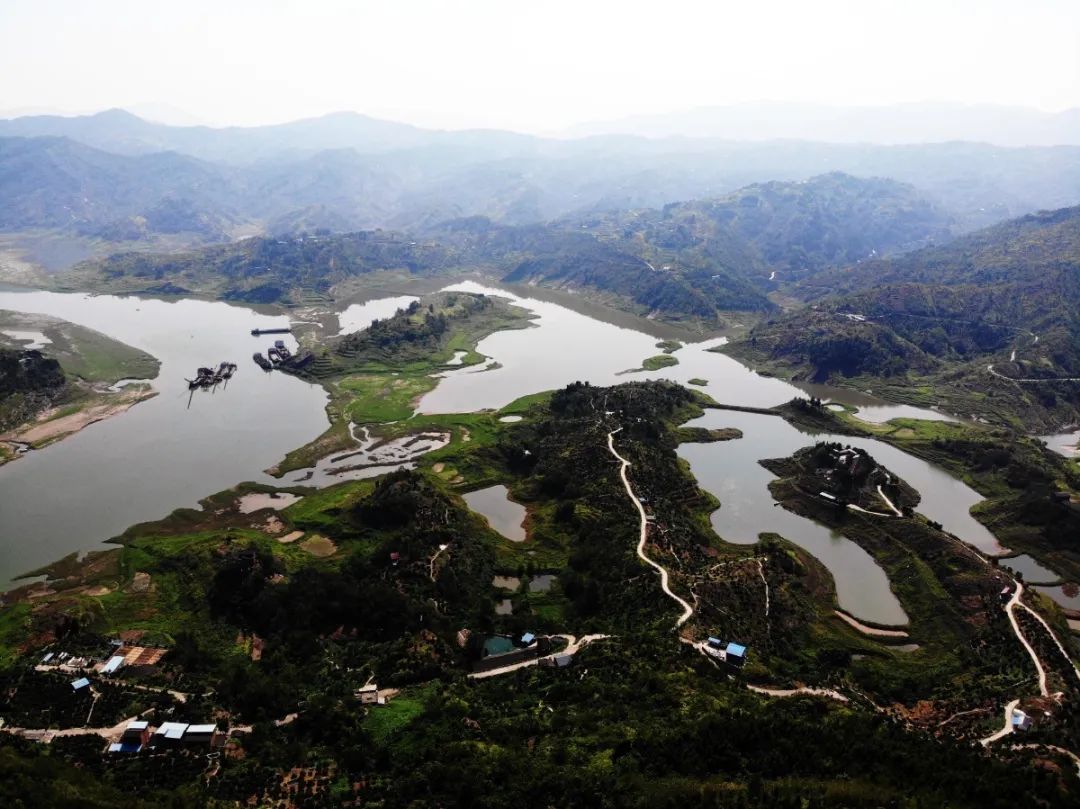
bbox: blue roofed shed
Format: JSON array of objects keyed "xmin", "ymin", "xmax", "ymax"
[
  {"xmin": 71, "ymin": 677, "xmax": 90, "ymax": 691},
  {"xmin": 521, "ymin": 632, "xmax": 536, "ymax": 645},
  {"xmin": 724, "ymin": 643, "xmax": 747, "ymax": 666}
]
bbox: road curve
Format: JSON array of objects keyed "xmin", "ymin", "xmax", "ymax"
[
  {"xmin": 607, "ymin": 428, "xmax": 694, "ymax": 627},
  {"xmin": 1006, "ymin": 582, "xmax": 1050, "ymax": 697},
  {"xmin": 980, "ymin": 698, "xmax": 1021, "ymax": 746},
  {"xmin": 468, "ymin": 634, "xmax": 610, "ymax": 680}
]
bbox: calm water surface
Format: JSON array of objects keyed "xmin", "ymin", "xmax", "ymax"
[
  {"xmin": 0, "ymin": 287, "xmax": 328, "ymax": 589},
  {"xmin": 463, "ymin": 485, "xmax": 527, "ymax": 542},
  {"xmin": 0, "ymin": 281, "xmax": 1004, "ymax": 615},
  {"xmin": 1003, "ymin": 554, "xmax": 1061, "ymax": 584}
]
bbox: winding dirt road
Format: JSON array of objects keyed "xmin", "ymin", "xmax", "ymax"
[{"xmin": 607, "ymin": 428, "xmax": 694, "ymax": 627}]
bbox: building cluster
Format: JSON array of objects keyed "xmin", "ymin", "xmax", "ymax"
[
  {"xmin": 41, "ymin": 639, "xmax": 167, "ymax": 678},
  {"xmin": 108, "ymin": 719, "xmax": 224, "ymax": 754},
  {"xmin": 471, "ymin": 631, "xmax": 549, "ymax": 673}
]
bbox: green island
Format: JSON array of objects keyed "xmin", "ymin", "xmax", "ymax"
[
  {"xmin": 267, "ymin": 291, "xmax": 533, "ymax": 475},
  {"xmin": 0, "ymin": 310, "xmax": 159, "ymax": 465}
]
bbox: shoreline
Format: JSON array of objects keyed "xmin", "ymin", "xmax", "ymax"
[{"xmin": 0, "ymin": 385, "xmax": 157, "ymax": 465}]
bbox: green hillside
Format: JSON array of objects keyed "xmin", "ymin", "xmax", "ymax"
[{"xmin": 727, "ymin": 206, "xmax": 1080, "ymax": 429}]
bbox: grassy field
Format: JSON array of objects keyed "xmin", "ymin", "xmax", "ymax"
[{"xmin": 0, "ymin": 310, "xmax": 159, "ymax": 385}]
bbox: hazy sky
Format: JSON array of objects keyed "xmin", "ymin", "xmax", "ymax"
[{"xmin": 1, "ymin": 0, "xmax": 1078, "ymax": 131}]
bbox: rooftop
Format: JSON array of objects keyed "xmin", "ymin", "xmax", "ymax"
[
  {"xmin": 156, "ymin": 721, "xmax": 189, "ymax": 740},
  {"xmin": 101, "ymin": 655, "xmax": 125, "ymax": 674}
]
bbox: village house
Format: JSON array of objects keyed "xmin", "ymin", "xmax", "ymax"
[{"xmin": 357, "ymin": 684, "xmax": 381, "ymax": 705}]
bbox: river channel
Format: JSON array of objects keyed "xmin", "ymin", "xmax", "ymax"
[{"xmin": 0, "ymin": 280, "xmax": 1005, "ymax": 623}]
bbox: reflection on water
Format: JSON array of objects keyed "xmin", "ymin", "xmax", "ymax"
[
  {"xmin": 1035, "ymin": 584, "xmax": 1080, "ymax": 612},
  {"xmin": 0, "ymin": 279, "xmax": 1006, "ymax": 613},
  {"xmin": 677, "ymin": 408, "xmax": 1006, "ymax": 622},
  {"xmin": 679, "ymin": 411, "xmax": 909, "ymax": 625},
  {"xmin": 0, "ymin": 287, "xmax": 329, "ymax": 589},
  {"xmin": 1041, "ymin": 428, "xmax": 1080, "ymax": 458},
  {"xmin": 337, "ymin": 296, "xmax": 419, "ymax": 335},
  {"xmin": 1002, "ymin": 554, "xmax": 1060, "ymax": 584},
  {"xmin": 418, "ymin": 281, "xmax": 960, "ymax": 423},
  {"xmin": 463, "ymin": 485, "xmax": 527, "ymax": 542}
]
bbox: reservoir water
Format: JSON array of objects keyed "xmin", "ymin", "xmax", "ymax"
[
  {"xmin": 677, "ymin": 408, "xmax": 1004, "ymax": 625},
  {"xmin": 0, "ymin": 286, "xmax": 328, "ymax": 590},
  {"xmin": 0, "ymin": 280, "xmax": 1005, "ymax": 621}
]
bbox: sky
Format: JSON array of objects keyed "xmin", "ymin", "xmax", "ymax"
[{"xmin": 1, "ymin": 0, "xmax": 1078, "ymax": 132}]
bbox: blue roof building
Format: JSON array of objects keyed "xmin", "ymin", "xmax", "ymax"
[
  {"xmin": 724, "ymin": 643, "xmax": 747, "ymax": 667},
  {"xmin": 521, "ymin": 632, "xmax": 536, "ymax": 645},
  {"xmin": 71, "ymin": 677, "xmax": 90, "ymax": 691}
]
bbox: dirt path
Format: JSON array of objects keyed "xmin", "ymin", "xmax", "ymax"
[
  {"xmin": 834, "ymin": 610, "xmax": 909, "ymax": 638},
  {"xmin": 1017, "ymin": 602, "xmax": 1080, "ymax": 681},
  {"xmin": 428, "ymin": 543, "xmax": 449, "ymax": 582},
  {"xmin": 980, "ymin": 699, "xmax": 1021, "ymax": 746},
  {"xmin": 467, "ymin": 634, "xmax": 610, "ymax": 680},
  {"xmin": 607, "ymin": 428, "xmax": 694, "ymax": 627},
  {"xmin": 876, "ymin": 485, "xmax": 903, "ymax": 517},
  {"xmin": 7, "ymin": 714, "xmax": 137, "ymax": 744},
  {"xmin": 747, "ymin": 684, "xmax": 849, "ymax": 702},
  {"xmin": 987, "ymin": 364, "xmax": 1080, "ymax": 383},
  {"xmin": 757, "ymin": 559, "xmax": 770, "ymax": 619},
  {"xmin": 1006, "ymin": 583, "xmax": 1050, "ymax": 697}
]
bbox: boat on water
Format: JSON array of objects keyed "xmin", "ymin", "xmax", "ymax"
[
  {"xmin": 187, "ymin": 361, "xmax": 238, "ymax": 388},
  {"xmin": 252, "ymin": 353, "xmax": 273, "ymax": 371}
]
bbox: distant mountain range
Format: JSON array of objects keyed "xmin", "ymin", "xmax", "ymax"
[
  {"xmin": 566, "ymin": 102, "xmax": 1080, "ymax": 147},
  {"xmin": 65, "ymin": 173, "xmax": 956, "ymax": 325},
  {"xmin": 1, "ymin": 110, "xmax": 1079, "ymax": 245}
]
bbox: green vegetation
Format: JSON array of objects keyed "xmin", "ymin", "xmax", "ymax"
[
  {"xmin": 635, "ymin": 353, "xmax": 680, "ymax": 372},
  {"xmin": 728, "ymin": 205, "xmax": 1080, "ymax": 430},
  {"xmin": 2, "ymin": 380, "xmax": 1080, "ymax": 803},
  {"xmin": 0, "ymin": 312, "xmax": 158, "ymax": 463},
  {"xmin": 0, "ymin": 346, "xmax": 64, "ymax": 431},
  {"xmin": 4, "ymin": 380, "xmax": 1079, "ymax": 804},
  {"xmin": 687, "ymin": 377, "xmax": 708, "ymax": 386},
  {"xmin": 270, "ymin": 292, "xmax": 532, "ymax": 475}
]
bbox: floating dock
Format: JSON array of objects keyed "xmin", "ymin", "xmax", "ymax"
[{"xmin": 251, "ymin": 327, "xmax": 291, "ymax": 336}]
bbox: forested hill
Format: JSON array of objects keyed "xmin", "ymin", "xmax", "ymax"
[
  {"xmin": 569, "ymin": 172, "xmax": 954, "ymax": 281},
  {"xmin": 726, "ymin": 205, "xmax": 1080, "ymax": 429},
  {"xmin": 0, "ymin": 348, "xmax": 66, "ymax": 431},
  {"xmin": 65, "ymin": 173, "xmax": 955, "ymax": 323},
  {"xmin": 62, "ymin": 231, "xmax": 462, "ymax": 303}
]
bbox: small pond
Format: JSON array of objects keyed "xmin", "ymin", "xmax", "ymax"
[
  {"xmin": 464, "ymin": 485, "xmax": 527, "ymax": 542},
  {"xmin": 1001, "ymin": 554, "xmax": 1060, "ymax": 584}
]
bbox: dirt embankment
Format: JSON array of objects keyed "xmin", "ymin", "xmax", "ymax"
[{"xmin": 0, "ymin": 386, "xmax": 156, "ymax": 461}]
